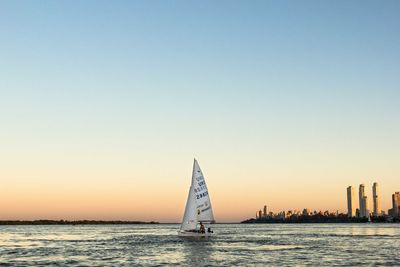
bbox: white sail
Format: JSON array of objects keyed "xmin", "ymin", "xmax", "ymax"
[
  {"xmin": 180, "ymin": 184, "xmax": 197, "ymax": 231},
  {"xmin": 179, "ymin": 159, "xmax": 215, "ymax": 233},
  {"xmin": 192, "ymin": 159, "xmax": 215, "ymax": 223}
]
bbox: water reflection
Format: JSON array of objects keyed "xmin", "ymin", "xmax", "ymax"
[
  {"xmin": 181, "ymin": 238, "xmax": 214, "ymax": 266},
  {"xmin": 346, "ymin": 224, "xmax": 397, "ymax": 237}
]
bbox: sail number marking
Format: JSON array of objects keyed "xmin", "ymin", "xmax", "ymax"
[
  {"xmin": 195, "ymin": 176, "xmax": 204, "ymax": 182},
  {"xmin": 194, "ymin": 185, "xmax": 207, "ymax": 193},
  {"xmin": 194, "ymin": 176, "xmax": 208, "ymax": 199},
  {"xmin": 196, "ymin": 191, "xmax": 208, "ymax": 199}
]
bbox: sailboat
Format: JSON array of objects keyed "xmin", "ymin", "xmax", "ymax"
[{"xmin": 178, "ymin": 159, "xmax": 215, "ymax": 237}]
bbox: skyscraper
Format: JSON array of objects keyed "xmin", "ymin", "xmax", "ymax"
[
  {"xmin": 263, "ymin": 205, "xmax": 267, "ymax": 218},
  {"xmin": 359, "ymin": 184, "xmax": 365, "ymax": 218},
  {"xmin": 392, "ymin": 192, "xmax": 400, "ymax": 218},
  {"xmin": 347, "ymin": 186, "xmax": 356, "ymax": 217},
  {"xmin": 372, "ymin": 182, "xmax": 381, "ymax": 217},
  {"xmin": 363, "ymin": 196, "xmax": 369, "ymax": 218}
]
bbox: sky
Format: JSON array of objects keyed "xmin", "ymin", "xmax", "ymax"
[{"xmin": 0, "ymin": 1, "xmax": 399, "ymax": 222}]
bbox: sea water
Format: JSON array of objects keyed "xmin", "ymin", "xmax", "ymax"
[{"xmin": 1, "ymin": 223, "xmax": 399, "ymax": 266}]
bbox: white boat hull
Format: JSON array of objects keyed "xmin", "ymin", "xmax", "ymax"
[{"xmin": 177, "ymin": 231, "xmax": 213, "ymax": 238}]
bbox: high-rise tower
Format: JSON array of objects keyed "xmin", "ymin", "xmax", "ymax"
[
  {"xmin": 347, "ymin": 186, "xmax": 356, "ymax": 217},
  {"xmin": 372, "ymin": 182, "xmax": 380, "ymax": 217},
  {"xmin": 392, "ymin": 192, "xmax": 400, "ymax": 218},
  {"xmin": 359, "ymin": 184, "xmax": 365, "ymax": 218},
  {"xmin": 363, "ymin": 196, "xmax": 369, "ymax": 218}
]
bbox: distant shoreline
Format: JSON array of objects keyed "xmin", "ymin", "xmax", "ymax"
[
  {"xmin": 0, "ymin": 220, "xmax": 159, "ymax": 225},
  {"xmin": 1, "ymin": 220, "xmax": 399, "ymax": 225},
  {"xmin": 241, "ymin": 216, "xmax": 399, "ymax": 224}
]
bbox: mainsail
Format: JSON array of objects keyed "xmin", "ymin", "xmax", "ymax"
[
  {"xmin": 180, "ymin": 159, "xmax": 215, "ymax": 231},
  {"xmin": 180, "ymin": 184, "xmax": 197, "ymax": 231}
]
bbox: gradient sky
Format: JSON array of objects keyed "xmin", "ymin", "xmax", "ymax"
[{"xmin": 1, "ymin": 1, "xmax": 399, "ymax": 222}]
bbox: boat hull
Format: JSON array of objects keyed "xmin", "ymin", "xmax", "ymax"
[{"xmin": 177, "ymin": 231, "xmax": 213, "ymax": 238}]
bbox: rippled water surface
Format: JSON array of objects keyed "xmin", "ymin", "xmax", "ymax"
[{"xmin": 1, "ymin": 224, "xmax": 399, "ymax": 266}]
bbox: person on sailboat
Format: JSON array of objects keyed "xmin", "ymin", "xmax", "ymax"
[{"xmin": 199, "ymin": 222, "xmax": 205, "ymax": 233}]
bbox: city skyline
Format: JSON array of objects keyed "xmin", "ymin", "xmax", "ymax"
[
  {"xmin": 346, "ymin": 182, "xmax": 400, "ymax": 219},
  {"xmin": 1, "ymin": 1, "xmax": 400, "ymax": 222},
  {"xmin": 252, "ymin": 182, "xmax": 399, "ymax": 222}
]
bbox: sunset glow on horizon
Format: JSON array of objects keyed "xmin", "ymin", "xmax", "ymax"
[
  {"xmin": 1, "ymin": 1, "xmax": 399, "ymax": 222},
  {"xmin": 1, "ymin": 156, "xmax": 398, "ymax": 222}
]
